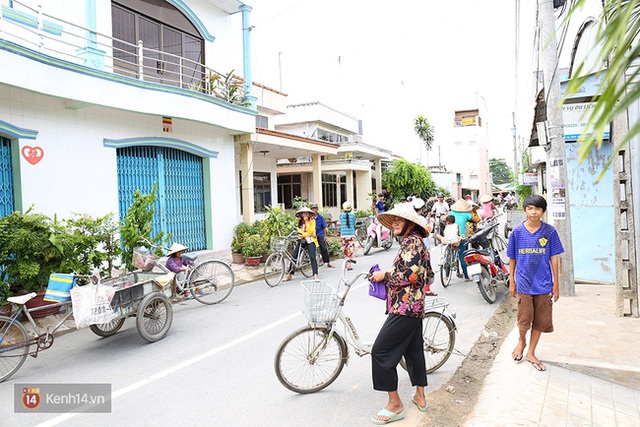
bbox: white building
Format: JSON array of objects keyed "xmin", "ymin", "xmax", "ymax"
[
  {"xmin": 0, "ymin": 0, "xmax": 257, "ymax": 251},
  {"xmin": 447, "ymin": 108, "xmax": 492, "ymax": 200}
]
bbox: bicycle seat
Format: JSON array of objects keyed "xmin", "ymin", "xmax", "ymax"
[{"xmin": 7, "ymin": 292, "xmax": 38, "ymax": 305}]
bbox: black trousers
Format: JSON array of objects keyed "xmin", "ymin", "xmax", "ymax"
[
  {"xmin": 317, "ymin": 236, "xmax": 331, "ymax": 263},
  {"xmin": 288, "ymin": 240, "xmax": 318, "ymax": 275},
  {"xmin": 371, "ymin": 314, "xmax": 427, "ymax": 392}
]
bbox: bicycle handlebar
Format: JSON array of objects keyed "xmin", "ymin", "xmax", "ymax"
[{"xmin": 340, "ymin": 259, "xmax": 370, "ymax": 288}]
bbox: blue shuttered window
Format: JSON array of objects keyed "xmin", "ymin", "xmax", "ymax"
[
  {"xmin": 116, "ymin": 146, "xmax": 206, "ymax": 250},
  {"xmin": 0, "ymin": 137, "xmax": 14, "ymax": 217}
]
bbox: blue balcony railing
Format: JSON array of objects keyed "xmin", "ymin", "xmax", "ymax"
[{"xmin": 0, "ymin": 0, "xmax": 247, "ymax": 106}]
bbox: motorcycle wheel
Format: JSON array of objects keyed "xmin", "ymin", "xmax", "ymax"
[
  {"xmin": 363, "ymin": 237, "xmax": 374, "ymax": 256},
  {"xmin": 477, "ymin": 265, "xmax": 497, "ymax": 304}
]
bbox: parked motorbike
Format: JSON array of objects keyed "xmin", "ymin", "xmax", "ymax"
[
  {"xmin": 463, "ymin": 222, "xmax": 509, "ymax": 304},
  {"xmin": 363, "ymin": 216, "xmax": 394, "ymax": 255}
]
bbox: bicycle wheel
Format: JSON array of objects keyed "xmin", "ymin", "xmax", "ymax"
[
  {"xmin": 423, "ymin": 312, "xmax": 456, "ymax": 373},
  {"xmin": 191, "ymin": 260, "xmax": 235, "ymax": 305},
  {"xmin": 299, "ymin": 249, "xmax": 313, "ymax": 277},
  {"xmin": 0, "ymin": 316, "xmax": 30, "ymax": 383},
  {"xmin": 477, "ymin": 265, "xmax": 497, "ymax": 304},
  {"xmin": 493, "ymin": 235, "xmax": 509, "ymax": 265},
  {"xmin": 363, "ymin": 237, "xmax": 374, "ymax": 255},
  {"xmin": 89, "ymin": 318, "xmax": 125, "ymax": 337},
  {"xmin": 440, "ymin": 247, "xmax": 453, "ymax": 288},
  {"xmin": 355, "ymin": 226, "xmax": 367, "ymax": 247},
  {"xmin": 264, "ymin": 252, "xmax": 286, "ymax": 287},
  {"xmin": 274, "ymin": 326, "xmax": 347, "ymax": 394},
  {"xmin": 316, "ymin": 248, "xmax": 324, "ymax": 267},
  {"xmin": 136, "ymin": 293, "xmax": 173, "ymax": 342}
]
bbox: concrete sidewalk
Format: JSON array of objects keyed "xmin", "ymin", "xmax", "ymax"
[{"xmin": 465, "ymin": 284, "xmax": 640, "ymax": 426}]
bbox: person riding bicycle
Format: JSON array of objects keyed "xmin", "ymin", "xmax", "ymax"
[
  {"xmin": 430, "ymin": 192, "xmax": 449, "ymax": 235},
  {"xmin": 480, "ymin": 194, "xmax": 497, "ymax": 220},
  {"xmin": 165, "ymin": 243, "xmax": 197, "ymax": 300},
  {"xmin": 284, "ymin": 206, "xmax": 319, "ymax": 282}
]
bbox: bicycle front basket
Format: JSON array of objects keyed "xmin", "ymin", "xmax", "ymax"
[
  {"xmin": 270, "ymin": 236, "xmax": 288, "ymax": 252},
  {"xmin": 301, "ymin": 280, "xmax": 341, "ymax": 323}
]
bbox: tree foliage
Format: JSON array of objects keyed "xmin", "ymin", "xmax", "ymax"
[
  {"xmin": 565, "ymin": 0, "xmax": 640, "ymax": 182},
  {"xmin": 489, "ymin": 158, "xmax": 514, "ymax": 185},
  {"xmin": 414, "ymin": 115, "xmax": 435, "ymax": 151},
  {"xmin": 381, "ymin": 159, "xmax": 436, "ymax": 203},
  {"xmin": 119, "ymin": 185, "xmax": 168, "ymax": 271}
]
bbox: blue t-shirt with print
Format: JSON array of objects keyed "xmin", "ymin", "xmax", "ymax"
[
  {"xmin": 375, "ymin": 201, "xmax": 385, "ymax": 213},
  {"xmin": 315, "ymin": 214, "xmax": 327, "ymax": 238},
  {"xmin": 506, "ymin": 221, "xmax": 564, "ymax": 295}
]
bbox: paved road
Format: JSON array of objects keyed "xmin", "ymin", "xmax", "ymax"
[{"xmin": 1, "ymin": 239, "xmax": 508, "ymax": 427}]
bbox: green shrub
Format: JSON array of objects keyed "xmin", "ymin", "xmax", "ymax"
[
  {"xmin": 326, "ymin": 237, "xmax": 343, "ymax": 258},
  {"xmin": 241, "ymin": 234, "xmax": 267, "ymax": 257},
  {"xmin": 0, "ymin": 208, "xmax": 122, "ymax": 301}
]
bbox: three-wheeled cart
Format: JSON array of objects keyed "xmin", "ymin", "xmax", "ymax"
[
  {"xmin": 89, "ymin": 272, "xmax": 173, "ymax": 342},
  {"xmin": 504, "ymin": 209, "xmax": 527, "ymax": 238}
]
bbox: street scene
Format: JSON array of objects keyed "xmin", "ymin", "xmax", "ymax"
[{"xmin": 1, "ymin": 0, "xmax": 640, "ymax": 426}]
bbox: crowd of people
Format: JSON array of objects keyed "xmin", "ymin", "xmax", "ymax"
[{"xmin": 226, "ymin": 190, "xmax": 559, "ymax": 425}]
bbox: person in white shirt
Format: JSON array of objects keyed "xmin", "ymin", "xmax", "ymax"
[{"xmin": 436, "ymin": 215, "xmax": 461, "ymax": 246}]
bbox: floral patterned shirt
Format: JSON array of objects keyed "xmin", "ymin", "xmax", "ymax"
[{"xmin": 384, "ymin": 232, "xmax": 433, "ymax": 318}]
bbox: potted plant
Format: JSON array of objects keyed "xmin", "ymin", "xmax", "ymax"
[
  {"xmin": 241, "ymin": 234, "xmax": 266, "ymax": 266},
  {"xmin": 231, "ymin": 222, "xmax": 252, "ymax": 264},
  {"xmin": 230, "ymin": 235, "xmax": 245, "ymax": 264}
]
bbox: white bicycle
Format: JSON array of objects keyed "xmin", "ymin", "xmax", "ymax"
[{"xmin": 274, "ymin": 260, "xmax": 457, "ymax": 394}]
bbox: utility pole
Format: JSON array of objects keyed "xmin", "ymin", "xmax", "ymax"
[
  {"xmin": 538, "ymin": 0, "xmax": 575, "ymax": 296},
  {"xmin": 511, "ymin": 112, "xmax": 518, "ymax": 183}
]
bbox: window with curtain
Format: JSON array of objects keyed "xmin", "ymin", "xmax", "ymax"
[{"xmin": 111, "ymin": 0, "xmax": 204, "ymax": 87}]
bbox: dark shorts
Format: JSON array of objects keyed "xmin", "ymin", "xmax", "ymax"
[{"xmin": 516, "ymin": 293, "xmax": 554, "ymax": 333}]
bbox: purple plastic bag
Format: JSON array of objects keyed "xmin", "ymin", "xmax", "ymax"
[{"xmin": 368, "ymin": 264, "xmax": 387, "ymax": 300}]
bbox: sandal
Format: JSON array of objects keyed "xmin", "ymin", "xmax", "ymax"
[{"xmin": 425, "ymin": 291, "xmax": 438, "ymax": 296}]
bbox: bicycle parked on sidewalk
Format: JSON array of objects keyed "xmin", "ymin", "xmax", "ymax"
[
  {"xmin": 136, "ymin": 238, "xmax": 235, "ymax": 305},
  {"xmin": 273, "ymin": 260, "xmax": 457, "ymax": 394},
  {"xmin": 263, "ymin": 230, "xmax": 322, "ymax": 287}
]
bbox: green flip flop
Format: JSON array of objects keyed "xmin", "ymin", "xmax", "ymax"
[{"xmin": 371, "ymin": 408, "xmax": 405, "ymax": 425}]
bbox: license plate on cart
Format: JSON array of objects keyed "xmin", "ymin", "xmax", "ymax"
[{"xmin": 467, "ymin": 263, "xmax": 482, "ymax": 277}]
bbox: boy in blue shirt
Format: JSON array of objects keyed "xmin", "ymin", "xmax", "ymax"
[{"xmin": 506, "ymin": 195, "xmax": 564, "ymax": 372}]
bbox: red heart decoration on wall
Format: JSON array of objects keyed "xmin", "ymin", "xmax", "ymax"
[{"xmin": 21, "ymin": 146, "xmax": 44, "ymax": 165}]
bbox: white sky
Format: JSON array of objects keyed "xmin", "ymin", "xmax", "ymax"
[{"xmin": 245, "ymin": 0, "xmax": 532, "ymax": 165}]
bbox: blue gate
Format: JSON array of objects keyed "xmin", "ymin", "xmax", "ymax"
[
  {"xmin": 0, "ymin": 137, "xmax": 14, "ymax": 217},
  {"xmin": 116, "ymin": 146, "xmax": 206, "ymax": 250}
]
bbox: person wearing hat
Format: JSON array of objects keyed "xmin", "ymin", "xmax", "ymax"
[
  {"xmin": 165, "ymin": 243, "xmax": 196, "ymax": 299},
  {"xmin": 310, "ymin": 203, "xmax": 335, "ymax": 268},
  {"xmin": 480, "ymin": 194, "xmax": 496, "ymax": 220},
  {"xmin": 368, "ymin": 203, "xmax": 434, "ymax": 424},
  {"xmin": 284, "ymin": 206, "xmax": 319, "ymax": 281},
  {"xmin": 450, "ymin": 199, "xmax": 480, "ymax": 281},
  {"xmin": 339, "ymin": 201, "xmax": 357, "ymax": 271}
]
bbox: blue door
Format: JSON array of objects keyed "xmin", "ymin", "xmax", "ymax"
[
  {"xmin": 116, "ymin": 146, "xmax": 206, "ymax": 250},
  {"xmin": 0, "ymin": 137, "xmax": 14, "ymax": 217}
]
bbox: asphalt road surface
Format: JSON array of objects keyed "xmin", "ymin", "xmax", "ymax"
[{"xmin": 1, "ymin": 238, "xmax": 508, "ymax": 427}]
